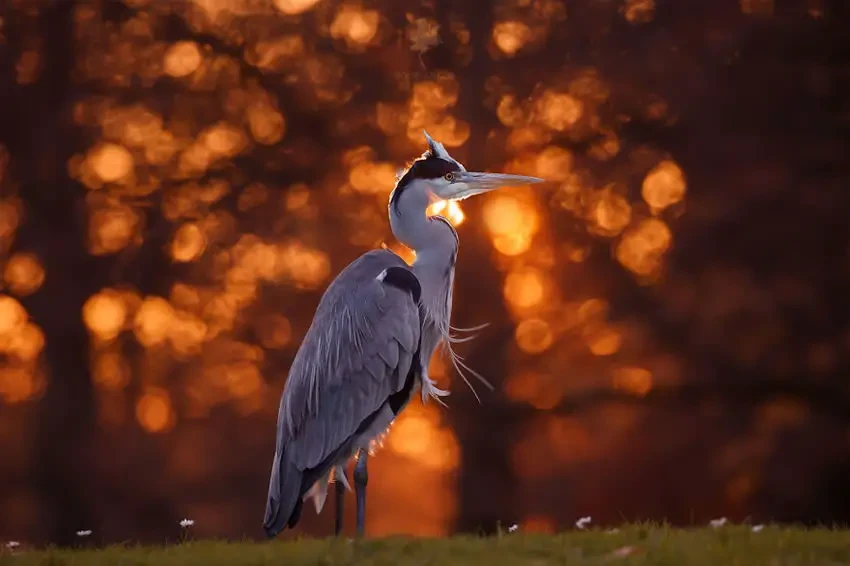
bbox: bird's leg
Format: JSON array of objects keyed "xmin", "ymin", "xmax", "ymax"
[
  {"xmin": 334, "ymin": 477, "xmax": 346, "ymax": 536},
  {"xmin": 354, "ymin": 448, "xmax": 369, "ymax": 537}
]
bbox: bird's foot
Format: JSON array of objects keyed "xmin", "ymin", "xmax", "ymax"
[{"xmin": 420, "ymin": 373, "xmax": 450, "ymax": 407}]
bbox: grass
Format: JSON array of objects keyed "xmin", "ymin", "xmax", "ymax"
[{"xmin": 4, "ymin": 525, "xmax": 850, "ymax": 566}]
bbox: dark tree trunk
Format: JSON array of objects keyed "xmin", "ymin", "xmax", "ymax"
[{"xmin": 1, "ymin": 0, "xmax": 102, "ymax": 546}]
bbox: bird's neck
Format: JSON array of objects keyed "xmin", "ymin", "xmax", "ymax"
[{"xmin": 390, "ymin": 192, "xmax": 456, "ymax": 257}]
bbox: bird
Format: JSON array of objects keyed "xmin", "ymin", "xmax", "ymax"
[{"xmin": 263, "ymin": 131, "xmax": 544, "ymax": 539}]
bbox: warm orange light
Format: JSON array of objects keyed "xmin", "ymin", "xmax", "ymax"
[
  {"xmin": 273, "ymin": 0, "xmax": 320, "ymax": 14},
  {"xmin": 503, "ymin": 371, "xmax": 563, "ymax": 410},
  {"xmin": 642, "ymin": 160, "xmax": 687, "ymax": 212},
  {"xmin": 586, "ymin": 327, "xmax": 623, "ymax": 356},
  {"xmin": 3, "ymin": 252, "xmax": 45, "ymax": 296},
  {"xmin": 256, "ymin": 314, "xmax": 292, "ymax": 349},
  {"xmin": 515, "ymin": 318, "xmax": 554, "ymax": 354},
  {"xmin": 171, "ymin": 222, "xmax": 206, "ymax": 262},
  {"xmin": 136, "ymin": 388, "xmax": 174, "ymax": 433},
  {"xmin": 247, "ymin": 103, "xmax": 285, "ymax": 145},
  {"xmin": 0, "ymin": 366, "xmax": 39, "ymax": 404},
  {"xmin": 615, "ymin": 218, "xmax": 673, "ymax": 278},
  {"xmin": 93, "ymin": 351, "xmax": 130, "ymax": 391},
  {"xmin": 88, "ymin": 205, "xmax": 138, "ymax": 255},
  {"xmin": 612, "ymin": 366, "xmax": 653, "ymax": 396},
  {"xmin": 0, "ymin": 199, "xmax": 22, "ymax": 243},
  {"xmin": 388, "ymin": 404, "xmax": 459, "ymax": 471},
  {"xmin": 277, "ymin": 243, "xmax": 331, "ymax": 290},
  {"xmin": 482, "ymin": 194, "xmax": 539, "ymax": 256},
  {"xmin": 330, "ymin": 6, "xmax": 379, "ymax": 47},
  {"xmin": 503, "ymin": 268, "xmax": 545, "ymax": 310},
  {"xmin": 483, "ymin": 195, "xmax": 534, "ymax": 235},
  {"xmin": 427, "ymin": 200, "xmax": 465, "ymax": 226},
  {"xmin": 493, "ymin": 233, "xmax": 532, "ymax": 256},
  {"xmin": 251, "ymin": 35, "xmax": 305, "ymax": 71},
  {"xmin": 588, "ymin": 187, "xmax": 632, "ymax": 237},
  {"xmin": 163, "ymin": 41, "xmax": 202, "ymax": 78},
  {"xmin": 133, "ymin": 296, "xmax": 175, "ymax": 347},
  {"xmin": 169, "ymin": 311, "xmax": 208, "ymax": 357},
  {"xmin": 224, "ymin": 361, "xmax": 263, "ymax": 399},
  {"xmin": 88, "ymin": 143, "xmax": 134, "ymax": 184},
  {"xmin": 201, "ymin": 122, "xmax": 246, "ymax": 158},
  {"xmin": 82, "ymin": 290, "xmax": 127, "ymax": 341},
  {"xmin": 5, "ymin": 322, "xmax": 45, "ymax": 362},
  {"xmin": 349, "ymin": 162, "xmax": 397, "ymax": 194},
  {"xmin": 492, "ymin": 21, "xmax": 532, "ymax": 56},
  {"xmin": 623, "ymin": 0, "xmax": 656, "ymax": 23},
  {"xmin": 534, "ymin": 146, "xmax": 573, "ymax": 182},
  {"xmin": 536, "ymin": 91, "xmax": 584, "ymax": 131}
]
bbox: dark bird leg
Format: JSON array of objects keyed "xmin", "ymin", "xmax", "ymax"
[
  {"xmin": 334, "ymin": 474, "xmax": 346, "ymax": 536},
  {"xmin": 354, "ymin": 449, "xmax": 369, "ymax": 537}
]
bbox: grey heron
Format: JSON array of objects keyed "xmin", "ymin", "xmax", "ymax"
[{"xmin": 263, "ymin": 131, "xmax": 544, "ymax": 538}]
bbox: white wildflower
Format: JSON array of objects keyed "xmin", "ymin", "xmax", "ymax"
[
  {"xmin": 179, "ymin": 518, "xmax": 195, "ymax": 528},
  {"xmin": 6, "ymin": 541, "xmax": 20, "ymax": 549},
  {"xmin": 508, "ymin": 524, "xmax": 518, "ymax": 533},
  {"xmin": 575, "ymin": 516, "xmax": 592, "ymax": 529},
  {"xmin": 709, "ymin": 517, "xmax": 727, "ymax": 528},
  {"xmin": 752, "ymin": 524, "xmax": 764, "ymax": 532},
  {"xmin": 76, "ymin": 530, "xmax": 92, "ymax": 537}
]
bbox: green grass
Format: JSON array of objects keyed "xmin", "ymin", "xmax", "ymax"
[{"xmin": 4, "ymin": 525, "xmax": 850, "ymax": 566}]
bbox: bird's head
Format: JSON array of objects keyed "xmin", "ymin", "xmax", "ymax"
[{"xmin": 389, "ymin": 130, "xmax": 544, "ymax": 211}]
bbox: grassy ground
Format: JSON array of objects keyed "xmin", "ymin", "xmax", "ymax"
[{"xmin": 3, "ymin": 525, "xmax": 850, "ymax": 566}]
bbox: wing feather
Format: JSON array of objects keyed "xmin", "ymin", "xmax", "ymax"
[{"xmin": 277, "ymin": 250, "xmax": 421, "ymax": 471}]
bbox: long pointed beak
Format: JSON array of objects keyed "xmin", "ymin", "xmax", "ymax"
[{"xmin": 436, "ymin": 171, "xmax": 545, "ymax": 201}]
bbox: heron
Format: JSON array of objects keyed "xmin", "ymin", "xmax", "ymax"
[{"xmin": 263, "ymin": 131, "xmax": 544, "ymax": 539}]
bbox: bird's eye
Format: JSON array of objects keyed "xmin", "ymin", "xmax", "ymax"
[{"xmin": 444, "ymin": 172, "xmax": 454, "ymax": 182}]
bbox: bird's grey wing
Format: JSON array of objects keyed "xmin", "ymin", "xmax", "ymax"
[{"xmin": 280, "ymin": 251, "xmax": 421, "ymax": 470}]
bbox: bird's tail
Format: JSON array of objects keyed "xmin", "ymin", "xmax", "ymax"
[{"xmin": 263, "ymin": 445, "xmax": 303, "ymax": 538}]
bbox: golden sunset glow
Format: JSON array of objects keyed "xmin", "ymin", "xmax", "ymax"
[
  {"xmin": 0, "ymin": 0, "xmax": 802, "ymax": 544},
  {"xmin": 88, "ymin": 143, "xmax": 133, "ymax": 183},
  {"xmin": 642, "ymin": 160, "xmax": 687, "ymax": 212},
  {"xmin": 492, "ymin": 21, "xmax": 532, "ymax": 56},
  {"xmin": 615, "ymin": 218, "xmax": 673, "ymax": 278},
  {"xmin": 163, "ymin": 41, "xmax": 202, "ymax": 78},
  {"xmin": 3, "ymin": 252, "xmax": 45, "ymax": 296},
  {"xmin": 427, "ymin": 199, "xmax": 465, "ymax": 226},
  {"xmin": 136, "ymin": 388, "xmax": 175, "ymax": 433},
  {"xmin": 272, "ymin": 0, "xmax": 321, "ymax": 15},
  {"xmin": 82, "ymin": 290, "xmax": 127, "ymax": 341}
]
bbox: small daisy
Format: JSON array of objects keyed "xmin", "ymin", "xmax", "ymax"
[
  {"xmin": 508, "ymin": 524, "xmax": 518, "ymax": 533},
  {"xmin": 179, "ymin": 519, "xmax": 195, "ymax": 528},
  {"xmin": 752, "ymin": 524, "xmax": 764, "ymax": 532},
  {"xmin": 76, "ymin": 530, "xmax": 92, "ymax": 537},
  {"xmin": 709, "ymin": 517, "xmax": 727, "ymax": 528},
  {"xmin": 6, "ymin": 541, "xmax": 20, "ymax": 550},
  {"xmin": 575, "ymin": 516, "xmax": 592, "ymax": 530}
]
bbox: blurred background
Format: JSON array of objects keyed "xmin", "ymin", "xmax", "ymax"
[{"xmin": 2, "ymin": 0, "xmax": 850, "ymax": 547}]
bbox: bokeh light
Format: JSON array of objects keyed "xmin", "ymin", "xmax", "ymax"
[
  {"xmin": 163, "ymin": 41, "xmax": 202, "ymax": 78},
  {"xmin": 642, "ymin": 160, "xmax": 687, "ymax": 213},
  {"xmin": 87, "ymin": 143, "xmax": 134, "ymax": 183},
  {"xmin": 615, "ymin": 218, "xmax": 673, "ymax": 279},
  {"xmin": 483, "ymin": 194, "xmax": 539, "ymax": 256},
  {"xmin": 273, "ymin": 0, "xmax": 321, "ymax": 15},
  {"xmin": 171, "ymin": 222, "xmax": 206, "ymax": 262},
  {"xmin": 2, "ymin": 252, "xmax": 45, "ymax": 296},
  {"xmin": 82, "ymin": 290, "xmax": 128, "ymax": 342},
  {"xmin": 136, "ymin": 388, "xmax": 175, "ymax": 433},
  {"xmin": 1, "ymin": 0, "xmax": 841, "ymax": 546}
]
